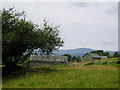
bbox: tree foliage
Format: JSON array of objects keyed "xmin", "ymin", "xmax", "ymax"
[
  {"xmin": 90, "ymin": 50, "xmax": 109, "ymax": 56},
  {"xmin": 2, "ymin": 8, "xmax": 36, "ymax": 67},
  {"xmin": 103, "ymin": 52, "xmax": 109, "ymax": 56},
  {"xmin": 38, "ymin": 20, "xmax": 64, "ymax": 55},
  {"xmin": 71, "ymin": 56, "xmax": 81, "ymax": 62},
  {"xmin": 90, "ymin": 50, "xmax": 104, "ymax": 56},
  {"xmin": 113, "ymin": 52, "xmax": 119, "ymax": 58},
  {"xmin": 2, "ymin": 8, "xmax": 64, "ymax": 68},
  {"xmin": 62, "ymin": 54, "xmax": 81, "ymax": 62},
  {"xmin": 62, "ymin": 54, "xmax": 71, "ymax": 61}
]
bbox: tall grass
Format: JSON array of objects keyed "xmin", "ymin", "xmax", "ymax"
[{"xmin": 2, "ymin": 62, "xmax": 118, "ymax": 88}]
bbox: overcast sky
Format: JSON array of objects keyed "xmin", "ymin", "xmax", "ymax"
[{"xmin": 2, "ymin": 2, "xmax": 118, "ymax": 51}]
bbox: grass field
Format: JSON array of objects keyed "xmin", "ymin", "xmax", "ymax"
[{"xmin": 2, "ymin": 58, "xmax": 119, "ymax": 88}]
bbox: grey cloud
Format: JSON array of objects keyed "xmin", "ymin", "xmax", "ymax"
[
  {"xmin": 106, "ymin": 5, "xmax": 118, "ymax": 15},
  {"xmin": 102, "ymin": 40, "xmax": 114, "ymax": 46},
  {"xmin": 2, "ymin": 2, "xmax": 118, "ymax": 51},
  {"xmin": 68, "ymin": 2, "xmax": 91, "ymax": 8}
]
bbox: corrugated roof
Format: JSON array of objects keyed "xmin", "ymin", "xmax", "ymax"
[
  {"xmin": 30, "ymin": 55, "xmax": 68, "ymax": 62},
  {"xmin": 88, "ymin": 53, "xmax": 101, "ymax": 58}
]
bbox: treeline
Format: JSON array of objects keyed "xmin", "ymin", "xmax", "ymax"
[
  {"xmin": 62, "ymin": 54, "xmax": 81, "ymax": 62},
  {"xmin": 90, "ymin": 50, "xmax": 120, "ymax": 58},
  {"xmin": 62, "ymin": 50, "xmax": 120, "ymax": 62}
]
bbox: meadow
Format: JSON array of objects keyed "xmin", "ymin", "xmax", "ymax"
[{"xmin": 2, "ymin": 58, "xmax": 119, "ymax": 88}]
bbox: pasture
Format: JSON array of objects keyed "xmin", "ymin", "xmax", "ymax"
[{"xmin": 2, "ymin": 58, "xmax": 119, "ymax": 88}]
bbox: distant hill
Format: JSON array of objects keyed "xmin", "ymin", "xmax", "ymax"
[
  {"xmin": 53, "ymin": 48, "xmax": 118, "ymax": 57},
  {"xmin": 33, "ymin": 48, "xmax": 117, "ymax": 57},
  {"xmin": 53, "ymin": 48, "xmax": 94, "ymax": 57}
]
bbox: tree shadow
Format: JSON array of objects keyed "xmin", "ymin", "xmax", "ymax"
[
  {"xmin": 2, "ymin": 65, "xmax": 58, "ymax": 81},
  {"xmin": 39, "ymin": 67, "xmax": 57, "ymax": 73},
  {"xmin": 2, "ymin": 66, "xmax": 30, "ymax": 81}
]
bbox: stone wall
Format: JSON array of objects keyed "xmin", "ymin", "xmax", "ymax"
[
  {"xmin": 82, "ymin": 54, "xmax": 101, "ymax": 63},
  {"xmin": 82, "ymin": 54, "xmax": 93, "ymax": 61},
  {"xmin": 29, "ymin": 55, "xmax": 68, "ymax": 67}
]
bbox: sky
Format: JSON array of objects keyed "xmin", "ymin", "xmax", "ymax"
[{"xmin": 2, "ymin": 1, "xmax": 118, "ymax": 51}]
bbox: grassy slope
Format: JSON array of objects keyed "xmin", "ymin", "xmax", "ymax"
[
  {"xmin": 82, "ymin": 58, "xmax": 120, "ymax": 67},
  {"xmin": 2, "ymin": 58, "xmax": 119, "ymax": 88}
]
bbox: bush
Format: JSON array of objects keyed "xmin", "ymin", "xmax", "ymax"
[
  {"xmin": 84, "ymin": 62, "xmax": 94, "ymax": 66},
  {"xmin": 101, "ymin": 61, "xmax": 107, "ymax": 65},
  {"xmin": 113, "ymin": 60, "xmax": 120, "ymax": 64},
  {"xmin": 23, "ymin": 57, "xmax": 30, "ymax": 66}
]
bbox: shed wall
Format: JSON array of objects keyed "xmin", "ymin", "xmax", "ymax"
[
  {"xmin": 30, "ymin": 55, "xmax": 68, "ymax": 67},
  {"xmin": 30, "ymin": 61, "xmax": 66, "ymax": 67},
  {"xmin": 82, "ymin": 54, "xmax": 93, "ymax": 61}
]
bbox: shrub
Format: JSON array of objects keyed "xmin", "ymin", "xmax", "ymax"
[
  {"xmin": 113, "ymin": 60, "xmax": 120, "ymax": 64},
  {"xmin": 101, "ymin": 61, "xmax": 107, "ymax": 65},
  {"xmin": 84, "ymin": 62, "xmax": 94, "ymax": 66},
  {"xmin": 23, "ymin": 57, "xmax": 30, "ymax": 66}
]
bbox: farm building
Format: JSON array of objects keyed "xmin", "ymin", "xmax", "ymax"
[
  {"xmin": 82, "ymin": 53, "xmax": 102, "ymax": 62},
  {"xmin": 30, "ymin": 55, "xmax": 68, "ymax": 67},
  {"xmin": 101, "ymin": 56, "xmax": 107, "ymax": 59}
]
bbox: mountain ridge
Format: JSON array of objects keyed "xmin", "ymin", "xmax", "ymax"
[
  {"xmin": 33, "ymin": 48, "xmax": 117, "ymax": 57},
  {"xmin": 53, "ymin": 48, "xmax": 94, "ymax": 57},
  {"xmin": 53, "ymin": 48, "xmax": 117, "ymax": 57}
]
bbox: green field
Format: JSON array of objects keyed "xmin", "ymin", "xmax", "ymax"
[{"xmin": 2, "ymin": 58, "xmax": 119, "ymax": 88}]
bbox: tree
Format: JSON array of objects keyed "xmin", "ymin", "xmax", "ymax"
[
  {"xmin": 2, "ymin": 8, "xmax": 37, "ymax": 68},
  {"xmin": 76, "ymin": 56, "xmax": 81, "ymax": 62},
  {"xmin": 38, "ymin": 20, "xmax": 64, "ymax": 55},
  {"xmin": 90, "ymin": 50, "xmax": 110, "ymax": 56},
  {"xmin": 71, "ymin": 56, "xmax": 76, "ymax": 62},
  {"xmin": 90, "ymin": 50, "xmax": 104, "ymax": 56},
  {"xmin": 62, "ymin": 54, "xmax": 71, "ymax": 61},
  {"xmin": 113, "ymin": 52, "xmax": 119, "ymax": 58},
  {"xmin": 71, "ymin": 56, "xmax": 81, "ymax": 62},
  {"xmin": 2, "ymin": 8, "xmax": 64, "ymax": 68},
  {"xmin": 103, "ymin": 52, "xmax": 109, "ymax": 56}
]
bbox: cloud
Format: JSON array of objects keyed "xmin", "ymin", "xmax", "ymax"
[
  {"xmin": 101, "ymin": 40, "xmax": 118, "ymax": 51},
  {"xmin": 103, "ymin": 40, "xmax": 114, "ymax": 45},
  {"xmin": 2, "ymin": 2, "xmax": 118, "ymax": 51},
  {"xmin": 105, "ymin": 3, "xmax": 118, "ymax": 15},
  {"xmin": 67, "ymin": 2, "xmax": 90, "ymax": 8}
]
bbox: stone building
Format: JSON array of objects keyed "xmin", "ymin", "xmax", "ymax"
[
  {"xmin": 30, "ymin": 55, "xmax": 68, "ymax": 67},
  {"xmin": 101, "ymin": 56, "xmax": 107, "ymax": 59},
  {"xmin": 82, "ymin": 53, "xmax": 101, "ymax": 62}
]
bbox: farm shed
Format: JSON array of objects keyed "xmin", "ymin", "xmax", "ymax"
[
  {"xmin": 101, "ymin": 56, "xmax": 107, "ymax": 59},
  {"xmin": 82, "ymin": 53, "xmax": 101, "ymax": 62},
  {"xmin": 30, "ymin": 55, "xmax": 68, "ymax": 67}
]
